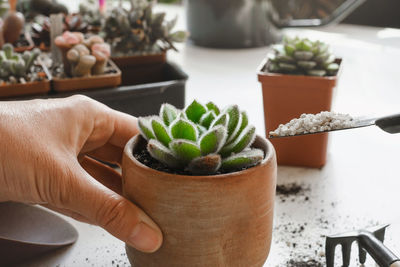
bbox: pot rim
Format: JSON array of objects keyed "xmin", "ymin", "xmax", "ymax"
[
  {"xmin": 123, "ymin": 134, "xmax": 275, "ymax": 179},
  {"xmin": 257, "ymin": 56, "xmax": 342, "ymax": 81}
]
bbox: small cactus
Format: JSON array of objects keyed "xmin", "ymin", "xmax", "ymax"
[
  {"xmin": 138, "ymin": 100, "xmax": 264, "ymax": 175},
  {"xmin": 268, "ymin": 36, "xmax": 339, "ymax": 77},
  {"xmin": 0, "ymin": 43, "xmax": 41, "ymax": 81}
]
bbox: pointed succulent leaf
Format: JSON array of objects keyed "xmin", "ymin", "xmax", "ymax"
[
  {"xmin": 199, "ymin": 110, "xmax": 216, "ymax": 129},
  {"xmin": 220, "ymin": 125, "xmax": 256, "ymax": 157},
  {"xmin": 206, "ymin": 101, "xmax": 220, "ymax": 115},
  {"xmin": 221, "ymin": 149, "xmax": 264, "ymax": 171},
  {"xmin": 170, "ymin": 31, "xmax": 188, "ymax": 43},
  {"xmin": 227, "ymin": 111, "xmax": 243, "ymax": 143},
  {"xmin": 293, "ymin": 51, "xmax": 314, "ymax": 61},
  {"xmin": 297, "ymin": 61, "xmax": 317, "ymax": 70},
  {"xmin": 199, "ymin": 125, "xmax": 227, "ymax": 155},
  {"xmin": 327, "ymin": 63, "xmax": 339, "ymax": 72},
  {"xmin": 276, "ymin": 55, "xmax": 295, "ymax": 63},
  {"xmin": 187, "ymin": 154, "xmax": 222, "ymax": 175},
  {"xmin": 138, "ymin": 117, "xmax": 155, "ymax": 140},
  {"xmin": 295, "ymin": 39, "xmax": 312, "ymax": 51},
  {"xmin": 197, "ymin": 125, "xmax": 207, "ymax": 136},
  {"xmin": 170, "ymin": 118, "xmax": 198, "ymax": 141},
  {"xmin": 169, "ymin": 139, "xmax": 201, "ymax": 164},
  {"xmin": 147, "ymin": 139, "xmax": 181, "ymax": 169},
  {"xmin": 278, "ymin": 63, "xmax": 297, "ymax": 72},
  {"xmin": 151, "ymin": 118, "xmax": 172, "ymax": 147},
  {"xmin": 307, "ymin": 70, "xmax": 326, "ymax": 76},
  {"xmin": 227, "ymin": 111, "xmax": 248, "ymax": 144},
  {"xmin": 210, "ymin": 113, "xmax": 228, "ymax": 128},
  {"xmin": 284, "ymin": 44, "xmax": 295, "ymax": 56},
  {"xmin": 160, "ymin": 103, "xmax": 178, "ymax": 126},
  {"xmin": 225, "ymin": 105, "xmax": 240, "ymax": 138},
  {"xmin": 166, "ymin": 16, "xmax": 178, "ymax": 32},
  {"xmin": 151, "ymin": 12, "xmax": 165, "ymax": 26},
  {"xmin": 324, "ymin": 54, "xmax": 335, "ymax": 65},
  {"xmin": 185, "ymin": 100, "xmax": 207, "ymax": 123}
]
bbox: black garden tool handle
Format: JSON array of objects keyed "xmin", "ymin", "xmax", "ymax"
[
  {"xmin": 359, "ymin": 231, "xmax": 399, "ymax": 267},
  {"xmin": 375, "ymin": 113, "xmax": 400, "ymax": 134}
]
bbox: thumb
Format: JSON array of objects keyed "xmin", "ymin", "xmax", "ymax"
[{"xmin": 63, "ymin": 164, "xmax": 163, "ymax": 253}]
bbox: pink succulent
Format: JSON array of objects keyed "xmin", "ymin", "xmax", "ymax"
[{"xmin": 92, "ymin": 43, "xmax": 111, "ymax": 58}]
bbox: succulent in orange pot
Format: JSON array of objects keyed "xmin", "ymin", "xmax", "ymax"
[
  {"xmin": 122, "ymin": 100, "xmax": 277, "ymax": 266},
  {"xmin": 0, "ymin": 43, "xmax": 50, "ymax": 97},
  {"xmin": 258, "ymin": 36, "xmax": 342, "ymax": 168}
]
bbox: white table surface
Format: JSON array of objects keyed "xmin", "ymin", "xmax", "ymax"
[{"xmin": 20, "ymin": 4, "xmax": 400, "ymax": 267}]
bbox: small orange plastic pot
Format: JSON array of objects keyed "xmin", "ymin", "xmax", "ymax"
[
  {"xmin": 122, "ymin": 134, "xmax": 277, "ymax": 267},
  {"xmin": 257, "ymin": 58, "xmax": 341, "ymax": 168}
]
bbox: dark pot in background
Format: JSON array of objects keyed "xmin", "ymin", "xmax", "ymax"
[
  {"xmin": 186, "ymin": 0, "xmax": 280, "ymax": 48},
  {"xmin": 111, "ymin": 53, "xmax": 167, "ymax": 86},
  {"xmin": 185, "ymin": 0, "xmax": 365, "ymax": 48}
]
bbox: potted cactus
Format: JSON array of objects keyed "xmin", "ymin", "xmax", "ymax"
[
  {"xmin": 0, "ymin": 43, "xmax": 50, "ymax": 98},
  {"xmin": 52, "ymin": 31, "xmax": 121, "ymax": 92},
  {"xmin": 122, "ymin": 100, "xmax": 277, "ymax": 266},
  {"xmin": 102, "ymin": 0, "xmax": 187, "ymax": 85},
  {"xmin": 258, "ymin": 36, "xmax": 341, "ymax": 168}
]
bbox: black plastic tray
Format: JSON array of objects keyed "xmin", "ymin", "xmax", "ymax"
[{"xmin": 9, "ymin": 62, "xmax": 187, "ymax": 117}]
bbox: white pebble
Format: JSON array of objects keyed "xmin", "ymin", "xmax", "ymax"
[{"xmin": 269, "ymin": 111, "xmax": 356, "ymax": 137}]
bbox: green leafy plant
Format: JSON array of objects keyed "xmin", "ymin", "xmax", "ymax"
[
  {"xmin": 0, "ymin": 43, "xmax": 42, "ymax": 83},
  {"xmin": 103, "ymin": 0, "xmax": 187, "ymax": 56},
  {"xmin": 138, "ymin": 100, "xmax": 264, "ymax": 175},
  {"xmin": 267, "ymin": 36, "xmax": 339, "ymax": 77}
]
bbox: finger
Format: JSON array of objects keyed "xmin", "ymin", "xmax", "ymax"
[
  {"xmin": 62, "ymin": 163, "xmax": 163, "ymax": 253},
  {"xmin": 80, "ymin": 156, "xmax": 122, "ymax": 195},
  {"xmin": 87, "ymin": 143, "xmax": 123, "ymax": 165},
  {"xmin": 107, "ymin": 110, "xmax": 139, "ymax": 148},
  {"xmin": 42, "ymin": 204, "xmax": 91, "ymax": 224}
]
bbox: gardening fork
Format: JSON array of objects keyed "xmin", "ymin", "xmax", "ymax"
[{"xmin": 326, "ymin": 224, "xmax": 400, "ymax": 267}]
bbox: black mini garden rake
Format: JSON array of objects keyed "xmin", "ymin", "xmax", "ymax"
[{"xmin": 325, "ymin": 224, "xmax": 400, "ymax": 267}]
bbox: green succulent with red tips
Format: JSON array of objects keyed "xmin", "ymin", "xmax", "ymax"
[{"xmin": 138, "ymin": 100, "xmax": 264, "ymax": 175}]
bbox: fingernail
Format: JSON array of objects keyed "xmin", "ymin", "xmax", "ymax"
[{"xmin": 129, "ymin": 222, "xmax": 162, "ymax": 253}]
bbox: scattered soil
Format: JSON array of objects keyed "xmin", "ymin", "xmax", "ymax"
[
  {"xmin": 275, "ymin": 183, "xmax": 311, "ymax": 203},
  {"xmin": 286, "ymin": 259, "xmax": 324, "ymax": 267}
]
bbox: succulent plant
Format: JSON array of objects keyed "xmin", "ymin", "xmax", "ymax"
[
  {"xmin": 0, "ymin": 43, "xmax": 42, "ymax": 83},
  {"xmin": 138, "ymin": 100, "xmax": 264, "ymax": 175},
  {"xmin": 103, "ymin": 0, "xmax": 187, "ymax": 56},
  {"xmin": 79, "ymin": 0, "xmax": 103, "ymax": 31},
  {"xmin": 55, "ymin": 31, "xmax": 110, "ymax": 77},
  {"xmin": 267, "ymin": 36, "xmax": 339, "ymax": 77}
]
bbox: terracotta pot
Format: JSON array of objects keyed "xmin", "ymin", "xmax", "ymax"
[
  {"xmin": 258, "ymin": 58, "xmax": 341, "ymax": 168},
  {"xmin": 122, "ymin": 134, "xmax": 277, "ymax": 267},
  {"xmin": 0, "ymin": 70, "xmax": 50, "ymax": 98},
  {"xmin": 111, "ymin": 53, "xmax": 166, "ymax": 86},
  {"xmin": 52, "ymin": 60, "xmax": 121, "ymax": 92}
]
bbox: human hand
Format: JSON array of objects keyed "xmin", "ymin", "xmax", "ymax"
[{"xmin": 0, "ymin": 95, "xmax": 162, "ymax": 253}]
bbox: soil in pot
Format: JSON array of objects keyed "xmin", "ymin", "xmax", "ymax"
[
  {"xmin": 122, "ymin": 134, "xmax": 277, "ymax": 267},
  {"xmin": 0, "ymin": 64, "xmax": 50, "ymax": 98}
]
